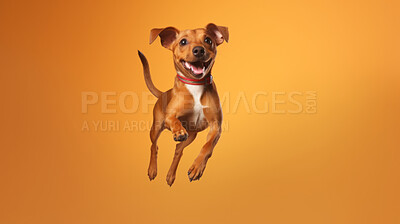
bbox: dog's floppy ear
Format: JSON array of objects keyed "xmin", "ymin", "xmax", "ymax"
[
  {"xmin": 149, "ymin": 27, "xmax": 179, "ymax": 49},
  {"xmin": 206, "ymin": 23, "xmax": 229, "ymax": 45}
]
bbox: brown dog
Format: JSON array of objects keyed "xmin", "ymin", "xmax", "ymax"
[{"xmin": 138, "ymin": 23, "xmax": 228, "ymax": 186}]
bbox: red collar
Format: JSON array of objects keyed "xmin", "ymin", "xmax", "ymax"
[{"xmin": 177, "ymin": 73, "xmax": 213, "ymax": 85}]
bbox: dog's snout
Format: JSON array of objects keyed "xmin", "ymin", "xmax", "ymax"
[{"xmin": 192, "ymin": 46, "xmax": 205, "ymax": 58}]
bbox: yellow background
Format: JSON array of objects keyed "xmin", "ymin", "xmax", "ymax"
[{"xmin": 1, "ymin": 0, "xmax": 399, "ymax": 223}]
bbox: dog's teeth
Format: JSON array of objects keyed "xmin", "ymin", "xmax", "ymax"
[{"xmin": 185, "ymin": 62, "xmax": 191, "ymax": 69}]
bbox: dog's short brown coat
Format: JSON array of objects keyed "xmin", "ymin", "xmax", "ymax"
[{"xmin": 138, "ymin": 23, "xmax": 228, "ymax": 186}]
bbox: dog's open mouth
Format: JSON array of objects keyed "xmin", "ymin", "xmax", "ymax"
[{"xmin": 181, "ymin": 59, "xmax": 212, "ymax": 77}]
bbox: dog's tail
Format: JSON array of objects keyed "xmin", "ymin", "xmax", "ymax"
[{"xmin": 138, "ymin": 50, "xmax": 162, "ymax": 98}]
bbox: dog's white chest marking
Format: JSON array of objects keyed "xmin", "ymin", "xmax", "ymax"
[{"xmin": 185, "ymin": 84, "xmax": 207, "ymax": 125}]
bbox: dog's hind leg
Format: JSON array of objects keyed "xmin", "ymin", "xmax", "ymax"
[
  {"xmin": 148, "ymin": 110, "xmax": 164, "ymax": 181},
  {"xmin": 166, "ymin": 132, "xmax": 197, "ymax": 186}
]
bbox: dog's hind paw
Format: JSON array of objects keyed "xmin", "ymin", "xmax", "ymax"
[
  {"xmin": 173, "ymin": 129, "xmax": 188, "ymax": 142},
  {"xmin": 166, "ymin": 172, "xmax": 176, "ymax": 186},
  {"xmin": 148, "ymin": 165, "xmax": 157, "ymax": 181}
]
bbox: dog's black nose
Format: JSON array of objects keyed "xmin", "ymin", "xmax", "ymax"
[{"xmin": 192, "ymin": 46, "xmax": 205, "ymax": 58}]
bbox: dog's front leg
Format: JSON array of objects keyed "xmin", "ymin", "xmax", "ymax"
[
  {"xmin": 164, "ymin": 95, "xmax": 190, "ymax": 142},
  {"xmin": 188, "ymin": 120, "xmax": 221, "ymax": 181},
  {"xmin": 163, "ymin": 96, "xmax": 192, "ymax": 185},
  {"xmin": 165, "ymin": 115, "xmax": 188, "ymax": 142}
]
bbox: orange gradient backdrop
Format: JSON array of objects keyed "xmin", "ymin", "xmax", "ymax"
[{"xmin": 1, "ymin": 0, "xmax": 399, "ymax": 223}]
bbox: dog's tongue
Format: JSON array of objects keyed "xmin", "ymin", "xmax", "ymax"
[
  {"xmin": 191, "ymin": 65, "xmax": 204, "ymax": 75},
  {"xmin": 184, "ymin": 61, "xmax": 204, "ymax": 75}
]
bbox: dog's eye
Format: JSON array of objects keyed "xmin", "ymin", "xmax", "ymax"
[
  {"xmin": 204, "ymin": 37, "xmax": 212, "ymax": 45},
  {"xmin": 179, "ymin": 39, "xmax": 187, "ymax": 46}
]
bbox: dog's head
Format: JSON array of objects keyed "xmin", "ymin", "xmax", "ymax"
[{"xmin": 149, "ymin": 23, "xmax": 229, "ymax": 80}]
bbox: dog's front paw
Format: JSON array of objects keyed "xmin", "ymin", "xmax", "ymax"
[
  {"xmin": 188, "ymin": 158, "xmax": 207, "ymax": 182},
  {"xmin": 173, "ymin": 129, "xmax": 188, "ymax": 142}
]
